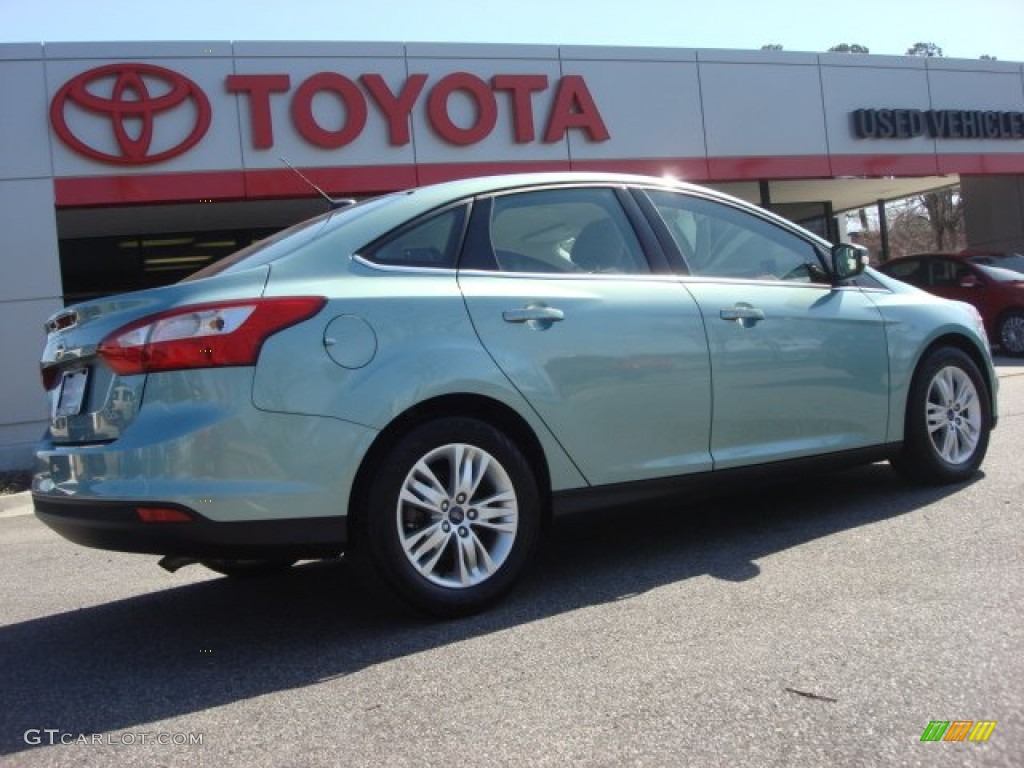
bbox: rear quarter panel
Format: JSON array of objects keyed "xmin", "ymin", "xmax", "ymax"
[{"xmin": 255, "ymin": 261, "xmax": 587, "ymax": 492}]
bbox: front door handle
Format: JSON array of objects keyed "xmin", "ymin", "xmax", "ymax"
[
  {"xmin": 502, "ymin": 306, "xmax": 565, "ymax": 324},
  {"xmin": 720, "ymin": 305, "xmax": 765, "ymax": 328}
]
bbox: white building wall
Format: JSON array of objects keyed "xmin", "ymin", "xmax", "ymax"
[
  {"xmin": 0, "ymin": 46, "xmax": 63, "ymax": 470},
  {"xmin": 561, "ymin": 46, "xmax": 706, "ymax": 166}
]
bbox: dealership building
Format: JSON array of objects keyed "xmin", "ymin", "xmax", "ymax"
[{"xmin": 1, "ymin": 40, "xmax": 1023, "ymax": 469}]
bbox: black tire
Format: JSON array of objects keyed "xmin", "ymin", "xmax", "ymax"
[
  {"xmin": 890, "ymin": 347, "xmax": 991, "ymax": 485},
  {"xmin": 199, "ymin": 558, "xmax": 298, "ymax": 578},
  {"xmin": 997, "ymin": 311, "xmax": 1024, "ymax": 356},
  {"xmin": 352, "ymin": 417, "xmax": 541, "ymax": 618}
]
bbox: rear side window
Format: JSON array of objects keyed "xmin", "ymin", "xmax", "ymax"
[
  {"xmin": 926, "ymin": 258, "xmax": 971, "ymax": 287},
  {"xmin": 364, "ymin": 205, "xmax": 467, "ymax": 268},
  {"xmin": 486, "ymin": 187, "xmax": 650, "ymax": 275}
]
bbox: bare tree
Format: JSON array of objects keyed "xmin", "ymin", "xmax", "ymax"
[
  {"xmin": 857, "ymin": 195, "xmax": 966, "ymax": 262},
  {"xmin": 854, "ymin": 197, "xmax": 965, "ymax": 263},
  {"xmin": 918, "ymin": 192, "xmax": 964, "ymax": 251},
  {"xmin": 898, "ymin": 41, "xmax": 964, "ymax": 252}
]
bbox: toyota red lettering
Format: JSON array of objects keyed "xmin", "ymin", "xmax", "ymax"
[
  {"xmin": 52, "ymin": 64, "xmax": 610, "ymax": 163},
  {"xmin": 491, "ymin": 74, "xmax": 548, "ymax": 142},
  {"xmin": 227, "ymin": 71, "xmax": 610, "ymax": 149},
  {"xmin": 224, "ymin": 74, "xmax": 289, "ymax": 149},
  {"xmin": 359, "ymin": 73, "xmax": 429, "ymax": 145},
  {"xmin": 427, "ymin": 72, "xmax": 499, "ymax": 146},
  {"xmin": 291, "ymin": 72, "xmax": 368, "ymax": 149}
]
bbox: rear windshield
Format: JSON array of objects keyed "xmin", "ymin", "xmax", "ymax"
[
  {"xmin": 975, "ymin": 264, "xmax": 1024, "ymax": 283},
  {"xmin": 967, "ymin": 252, "xmax": 1024, "ymax": 274},
  {"xmin": 183, "ymin": 195, "xmax": 395, "ymax": 281}
]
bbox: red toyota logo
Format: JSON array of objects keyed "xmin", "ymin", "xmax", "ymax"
[{"xmin": 50, "ymin": 63, "xmax": 211, "ymax": 165}]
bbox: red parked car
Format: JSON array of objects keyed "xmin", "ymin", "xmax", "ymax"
[{"xmin": 878, "ymin": 250, "xmax": 1024, "ymax": 355}]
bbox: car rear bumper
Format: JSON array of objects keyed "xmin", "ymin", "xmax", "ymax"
[{"xmin": 33, "ymin": 495, "xmax": 346, "ymax": 558}]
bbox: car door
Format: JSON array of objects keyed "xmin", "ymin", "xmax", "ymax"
[
  {"xmin": 921, "ymin": 257, "xmax": 997, "ymax": 329},
  {"xmin": 642, "ymin": 188, "xmax": 890, "ymax": 470},
  {"xmin": 923, "ymin": 257, "xmax": 974, "ymax": 302},
  {"xmin": 457, "ymin": 185, "xmax": 713, "ymax": 486}
]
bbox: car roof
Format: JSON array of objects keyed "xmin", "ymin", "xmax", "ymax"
[
  {"xmin": 961, "ymin": 248, "xmax": 1021, "ymax": 257},
  {"xmin": 903, "ymin": 252, "xmax": 966, "ymax": 259},
  {"xmin": 900, "ymin": 251, "xmax": 1017, "ymax": 260},
  {"xmin": 388, "ymin": 171, "xmax": 833, "ymax": 249},
  {"xmin": 394, "ymin": 171, "xmax": 706, "ymax": 213}
]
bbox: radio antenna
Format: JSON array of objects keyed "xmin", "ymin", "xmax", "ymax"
[{"xmin": 279, "ymin": 157, "xmax": 356, "ymax": 209}]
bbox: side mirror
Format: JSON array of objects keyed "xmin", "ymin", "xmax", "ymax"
[
  {"xmin": 959, "ymin": 274, "xmax": 980, "ymax": 288},
  {"xmin": 831, "ymin": 243, "xmax": 869, "ymax": 281}
]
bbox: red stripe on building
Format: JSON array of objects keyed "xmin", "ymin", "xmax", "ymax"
[
  {"xmin": 414, "ymin": 160, "xmax": 573, "ymax": 185},
  {"xmin": 55, "ymin": 171, "xmax": 246, "ymax": 207},
  {"xmin": 52, "ymin": 152, "xmax": 1024, "ymax": 207},
  {"xmin": 242, "ymin": 165, "xmax": 418, "ymax": 199},
  {"xmin": 569, "ymin": 157, "xmax": 711, "ymax": 181},
  {"xmin": 707, "ymin": 155, "xmax": 832, "ymax": 180},
  {"xmin": 936, "ymin": 153, "xmax": 1024, "ymax": 175},
  {"xmin": 830, "ymin": 154, "xmax": 940, "ymax": 177}
]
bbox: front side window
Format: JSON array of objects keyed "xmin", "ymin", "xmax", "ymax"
[
  {"xmin": 487, "ymin": 188, "xmax": 650, "ymax": 275},
  {"xmin": 646, "ymin": 189, "xmax": 826, "ymax": 282}
]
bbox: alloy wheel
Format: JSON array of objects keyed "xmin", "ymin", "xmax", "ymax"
[
  {"xmin": 396, "ymin": 442, "xmax": 519, "ymax": 588},
  {"xmin": 1000, "ymin": 314, "xmax": 1024, "ymax": 355},
  {"xmin": 925, "ymin": 365, "xmax": 982, "ymax": 465}
]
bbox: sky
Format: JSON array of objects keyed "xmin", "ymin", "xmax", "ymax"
[{"xmin": 2, "ymin": 0, "xmax": 1023, "ymax": 62}]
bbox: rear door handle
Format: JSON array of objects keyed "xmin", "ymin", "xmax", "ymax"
[
  {"xmin": 502, "ymin": 306, "xmax": 565, "ymax": 324},
  {"xmin": 720, "ymin": 305, "xmax": 765, "ymax": 327}
]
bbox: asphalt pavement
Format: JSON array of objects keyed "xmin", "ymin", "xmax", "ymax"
[{"xmin": 1, "ymin": 358, "xmax": 1022, "ymax": 767}]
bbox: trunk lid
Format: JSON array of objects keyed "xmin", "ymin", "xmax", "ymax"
[{"xmin": 40, "ymin": 268, "xmax": 269, "ymax": 445}]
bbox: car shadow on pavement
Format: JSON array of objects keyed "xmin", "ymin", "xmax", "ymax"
[{"xmin": 0, "ymin": 462, "xmax": 970, "ymax": 756}]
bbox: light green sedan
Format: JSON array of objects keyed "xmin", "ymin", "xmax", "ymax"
[{"xmin": 33, "ymin": 173, "xmax": 997, "ymax": 616}]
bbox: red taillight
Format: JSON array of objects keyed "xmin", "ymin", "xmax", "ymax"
[
  {"xmin": 137, "ymin": 506, "xmax": 194, "ymax": 523},
  {"xmin": 98, "ymin": 297, "xmax": 326, "ymax": 375}
]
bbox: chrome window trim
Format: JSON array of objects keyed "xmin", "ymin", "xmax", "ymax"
[{"xmin": 350, "ymin": 254, "xmax": 459, "ymax": 275}]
